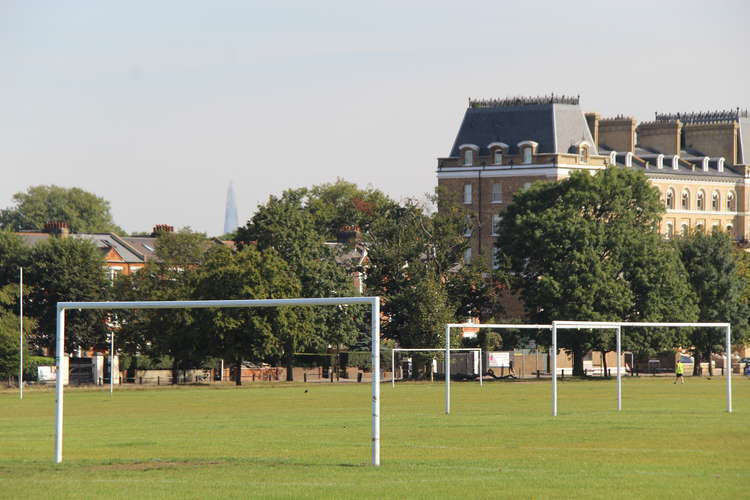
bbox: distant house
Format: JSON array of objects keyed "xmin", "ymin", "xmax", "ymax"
[{"xmin": 16, "ymin": 221, "xmax": 146, "ymax": 279}]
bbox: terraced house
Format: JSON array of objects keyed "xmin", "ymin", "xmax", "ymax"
[{"xmin": 437, "ymin": 96, "xmax": 750, "ymax": 270}]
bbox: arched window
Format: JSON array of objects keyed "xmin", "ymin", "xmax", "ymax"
[
  {"xmin": 681, "ymin": 190, "xmax": 690, "ymax": 210},
  {"xmin": 726, "ymin": 224, "xmax": 734, "ymax": 235},
  {"xmin": 696, "ymin": 222, "xmax": 704, "ymax": 233},
  {"xmin": 680, "ymin": 223, "xmax": 688, "ymax": 236},
  {"xmin": 609, "ymin": 151, "xmax": 617, "ymax": 166},
  {"xmin": 657, "ymin": 154, "xmax": 664, "ymax": 169},
  {"xmin": 696, "ymin": 190, "xmax": 705, "ymax": 211},
  {"xmin": 727, "ymin": 191, "xmax": 736, "ymax": 211},
  {"xmin": 665, "ymin": 222, "xmax": 674, "ymax": 239},
  {"xmin": 718, "ymin": 158, "xmax": 725, "ymax": 172},
  {"xmin": 494, "ymin": 150, "xmax": 503, "ymax": 165},
  {"xmin": 665, "ymin": 189, "xmax": 675, "ymax": 209},
  {"xmin": 712, "ymin": 191, "xmax": 720, "ymax": 211}
]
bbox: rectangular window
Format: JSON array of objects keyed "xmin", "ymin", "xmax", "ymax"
[
  {"xmin": 491, "ymin": 183, "xmax": 502, "ymax": 203},
  {"xmin": 494, "ymin": 151, "xmax": 503, "ymax": 165},
  {"xmin": 464, "ymin": 183, "xmax": 472, "ymax": 204},
  {"xmin": 464, "ymin": 150, "xmax": 473, "ymax": 166},
  {"xmin": 464, "ymin": 216, "xmax": 472, "ymax": 237},
  {"xmin": 491, "ymin": 214, "xmax": 502, "ymax": 236},
  {"xmin": 492, "ymin": 247, "xmax": 500, "ymax": 270},
  {"xmin": 463, "ymin": 247, "xmax": 472, "ymax": 264},
  {"xmin": 523, "ymin": 148, "xmax": 532, "ymax": 164}
]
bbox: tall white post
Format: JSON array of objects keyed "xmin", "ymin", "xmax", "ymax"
[
  {"xmin": 371, "ymin": 297, "xmax": 380, "ymax": 466},
  {"xmin": 552, "ymin": 322, "xmax": 557, "ymax": 417},
  {"xmin": 54, "ymin": 307, "xmax": 65, "ymax": 463},
  {"xmin": 391, "ymin": 349, "xmax": 395, "ymax": 388},
  {"xmin": 445, "ymin": 325, "xmax": 451, "ymax": 414},
  {"xmin": 19, "ymin": 268, "xmax": 23, "ymax": 400},
  {"xmin": 479, "ymin": 349, "xmax": 483, "ymax": 387},
  {"xmin": 616, "ymin": 326, "xmax": 622, "ymax": 411},
  {"xmin": 110, "ymin": 332, "xmax": 114, "ymax": 394},
  {"xmin": 726, "ymin": 325, "xmax": 732, "ymax": 413}
]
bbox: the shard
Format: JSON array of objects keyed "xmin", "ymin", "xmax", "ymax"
[{"xmin": 224, "ymin": 181, "xmax": 239, "ymax": 235}]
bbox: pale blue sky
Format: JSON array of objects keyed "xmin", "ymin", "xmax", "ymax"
[{"xmin": 2, "ymin": 0, "xmax": 748, "ymax": 235}]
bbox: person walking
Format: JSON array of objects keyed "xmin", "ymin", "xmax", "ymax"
[{"xmin": 674, "ymin": 358, "xmax": 685, "ymax": 384}]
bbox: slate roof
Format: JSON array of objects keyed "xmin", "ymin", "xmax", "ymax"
[
  {"xmin": 15, "ymin": 232, "xmax": 145, "ymax": 263},
  {"xmin": 119, "ymin": 236, "xmax": 159, "ymax": 262},
  {"xmin": 449, "ymin": 102, "xmax": 597, "ymax": 157}
]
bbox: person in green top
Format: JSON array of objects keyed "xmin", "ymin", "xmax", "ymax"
[{"xmin": 674, "ymin": 358, "xmax": 685, "ymax": 384}]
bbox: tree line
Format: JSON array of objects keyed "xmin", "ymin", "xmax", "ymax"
[{"xmin": 1, "ymin": 171, "xmax": 749, "ymax": 381}]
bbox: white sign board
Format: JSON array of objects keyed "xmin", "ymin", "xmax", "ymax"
[
  {"xmin": 38, "ymin": 365, "xmax": 56, "ymax": 383},
  {"xmin": 488, "ymin": 351, "xmax": 510, "ymax": 368}
]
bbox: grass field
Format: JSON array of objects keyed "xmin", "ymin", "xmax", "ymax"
[{"xmin": 1, "ymin": 377, "xmax": 748, "ymax": 499}]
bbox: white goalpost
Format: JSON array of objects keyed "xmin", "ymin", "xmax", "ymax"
[
  {"xmin": 551, "ymin": 321, "xmax": 733, "ymax": 417},
  {"xmin": 54, "ymin": 297, "xmax": 382, "ymax": 466},
  {"xmin": 444, "ymin": 323, "xmax": 552, "ymax": 414},
  {"xmin": 390, "ymin": 347, "xmax": 482, "ymax": 388}
]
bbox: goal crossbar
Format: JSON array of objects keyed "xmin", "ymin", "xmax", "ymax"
[
  {"xmin": 54, "ymin": 297, "xmax": 382, "ymax": 466},
  {"xmin": 390, "ymin": 348, "xmax": 482, "ymax": 388}
]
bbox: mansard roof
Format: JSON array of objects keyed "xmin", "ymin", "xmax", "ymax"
[{"xmin": 449, "ymin": 97, "xmax": 597, "ymax": 157}]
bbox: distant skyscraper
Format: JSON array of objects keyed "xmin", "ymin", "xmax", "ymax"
[{"xmin": 224, "ymin": 181, "xmax": 239, "ymax": 235}]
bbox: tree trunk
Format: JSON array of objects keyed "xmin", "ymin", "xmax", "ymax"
[
  {"xmin": 601, "ymin": 350, "xmax": 608, "ymax": 378},
  {"xmin": 171, "ymin": 359, "xmax": 179, "ymax": 385},
  {"xmin": 572, "ymin": 346, "xmax": 585, "ymax": 377},
  {"xmin": 235, "ymin": 358, "xmax": 242, "ymax": 386},
  {"xmin": 285, "ymin": 340, "xmax": 294, "ymax": 382},
  {"xmin": 692, "ymin": 350, "xmax": 702, "ymax": 376},
  {"xmin": 706, "ymin": 349, "xmax": 714, "ymax": 376}
]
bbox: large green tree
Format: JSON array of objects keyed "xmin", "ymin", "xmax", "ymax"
[
  {"xmin": 0, "ymin": 185, "xmax": 124, "ymax": 234},
  {"xmin": 0, "ymin": 284, "xmax": 35, "ymax": 379},
  {"xmin": 235, "ymin": 191, "xmax": 360, "ymax": 380},
  {"xmin": 26, "ymin": 237, "xmax": 110, "ymax": 353},
  {"xmin": 191, "ymin": 245, "xmax": 302, "ymax": 384},
  {"xmin": 676, "ymin": 230, "xmax": 750, "ymax": 375},
  {"xmin": 112, "ymin": 229, "xmax": 213, "ymax": 380},
  {"xmin": 495, "ymin": 168, "xmax": 698, "ymax": 375},
  {"xmin": 364, "ymin": 197, "xmax": 470, "ymax": 376}
]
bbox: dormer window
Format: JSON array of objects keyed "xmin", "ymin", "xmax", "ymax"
[
  {"xmin": 625, "ymin": 152, "xmax": 633, "ymax": 167},
  {"xmin": 494, "ymin": 150, "xmax": 503, "ymax": 165},
  {"xmin": 459, "ymin": 144, "xmax": 479, "ymax": 166},
  {"xmin": 487, "ymin": 142, "xmax": 508, "ymax": 165},
  {"xmin": 464, "ymin": 150, "xmax": 473, "ymax": 166},
  {"xmin": 609, "ymin": 151, "xmax": 617, "ymax": 166},
  {"xmin": 712, "ymin": 191, "xmax": 720, "ymax": 211},
  {"xmin": 702, "ymin": 157, "xmax": 710, "ymax": 172},
  {"xmin": 672, "ymin": 155, "xmax": 680, "ymax": 169},
  {"xmin": 517, "ymin": 140, "xmax": 538, "ymax": 165},
  {"xmin": 657, "ymin": 154, "xmax": 664, "ymax": 169},
  {"xmin": 718, "ymin": 157, "xmax": 725, "ymax": 173}
]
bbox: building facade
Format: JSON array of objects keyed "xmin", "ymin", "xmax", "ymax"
[{"xmin": 437, "ymin": 96, "xmax": 750, "ymax": 272}]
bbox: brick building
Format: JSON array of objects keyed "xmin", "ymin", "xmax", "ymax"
[{"xmin": 437, "ymin": 96, "xmax": 750, "ymax": 276}]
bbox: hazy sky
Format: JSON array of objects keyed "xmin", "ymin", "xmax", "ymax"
[{"xmin": 3, "ymin": 1, "xmax": 748, "ymax": 236}]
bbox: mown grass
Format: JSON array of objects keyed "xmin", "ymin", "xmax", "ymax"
[{"xmin": 0, "ymin": 377, "xmax": 748, "ymax": 499}]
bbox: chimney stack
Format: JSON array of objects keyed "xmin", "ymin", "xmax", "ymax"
[
  {"xmin": 585, "ymin": 112, "xmax": 600, "ymax": 148},
  {"xmin": 151, "ymin": 224, "xmax": 175, "ymax": 237},
  {"xmin": 636, "ymin": 120, "xmax": 682, "ymax": 155},
  {"xmin": 599, "ymin": 116, "xmax": 636, "ymax": 154},
  {"xmin": 337, "ymin": 225, "xmax": 361, "ymax": 245},
  {"xmin": 44, "ymin": 221, "xmax": 70, "ymax": 238}
]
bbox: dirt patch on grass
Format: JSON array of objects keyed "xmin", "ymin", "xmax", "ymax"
[{"xmin": 89, "ymin": 460, "xmax": 223, "ymax": 472}]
